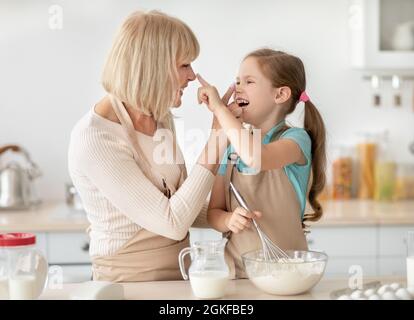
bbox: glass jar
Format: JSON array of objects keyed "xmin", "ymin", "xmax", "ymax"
[
  {"xmin": 374, "ymin": 130, "xmax": 396, "ymax": 201},
  {"xmin": 394, "ymin": 163, "xmax": 414, "ymax": 200},
  {"xmin": 0, "ymin": 233, "xmax": 48, "ymax": 300},
  {"xmin": 356, "ymin": 132, "xmax": 378, "ymax": 199},
  {"xmin": 179, "ymin": 238, "xmax": 229, "ymax": 299},
  {"xmin": 374, "ymin": 161, "xmax": 396, "ymax": 201},
  {"xmin": 332, "ymin": 144, "xmax": 353, "ymax": 200}
]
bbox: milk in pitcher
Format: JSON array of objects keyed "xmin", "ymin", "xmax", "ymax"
[{"xmin": 189, "ymin": 271, "xmax": 229, "ymax": 299}]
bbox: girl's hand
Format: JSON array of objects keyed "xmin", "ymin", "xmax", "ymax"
[
  {"xmin": 211, "ymin": 88, "xmax": 235, "ymax": 131},
  {"xmin": 227, "ymin": 101, "xmax": 243, "ymax": 124},
  {"xmin": 224, "ymin": 207, "xmax": 262, "ymax": 234},
  {"xmin": 197, "ymin": 74, "xmax": 229, "ymax": 113}
]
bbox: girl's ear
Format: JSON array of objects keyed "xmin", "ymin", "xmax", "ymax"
[{"xmin": 274, "ymin": 86, "xmax": 291, "ymax": 104}]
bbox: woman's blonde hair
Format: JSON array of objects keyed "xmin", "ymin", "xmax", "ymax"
[{"xmin": 102, "ymin": 10, "xmax": 199, "ymax": 129}]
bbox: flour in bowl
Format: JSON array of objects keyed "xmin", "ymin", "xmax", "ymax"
[{"xmin": 249, "ymin": 258, "xmax": 325, "ymax": 295}]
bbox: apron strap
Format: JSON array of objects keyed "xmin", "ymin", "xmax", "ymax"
[{"xmin": 109, "ymin": 95, "xmax": 181, "ymax": 197}]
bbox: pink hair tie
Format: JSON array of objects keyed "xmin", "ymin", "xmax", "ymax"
[{"xmin": 299, "ymin": 91, "xmax": 310, "ymax": 103}]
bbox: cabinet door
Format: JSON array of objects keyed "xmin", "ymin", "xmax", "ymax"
[
  {"xmin": 324, "ymin": 257, "xmax": 377, "ymax": 277},
  {"xmin": 378, "ymin": 257, "xmax": 407, "ymax": 276},
  {"xmin": 59, "ymin": 265, "xmax": 92, "ymax": 283},
  {"xmin": 46, "ymin": 264, "xmax": 92, "ymax": 285},
  {"xmin": 378, "ymin": 226, "xmax": 414, "ymax": 256},
  {"xmin": 349, "ymin": 0, "xmax": 414, "ymax": 69},
  {"xmin": 47, "ymin": 232, "xmax": 90, "ymax": 264},
  {"xmin": 307, "ymin": 227, "xmax": 377, "ymax": 257},
  {"xmin": 34, "ymin": 233, "xmax": 48, "ymax": 257}
]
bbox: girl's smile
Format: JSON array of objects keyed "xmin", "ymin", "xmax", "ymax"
[{"xmin": 234, "ymin": 57, "xmax": 279, "ymax": 127}]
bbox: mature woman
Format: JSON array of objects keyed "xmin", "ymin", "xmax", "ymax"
[{"xmin": 68, "ymin": 10, "xmax": 231, "ymax": 282}]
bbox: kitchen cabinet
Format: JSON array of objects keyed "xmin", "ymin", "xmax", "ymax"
[
  {"xmin": 44, "ymin": 225, "xmax": 411, "ymax": 281},
  {"xmin": 379, "ymin": 257, "xmax": 407, "ymax": 276},
  {"xmin": 324, "ymin": 257, "xmax": 377, "ymax": 277},
  {"xmin": 33, "ymin": 232, "xmax": 48, "ymax": 257},
  {"xmin": 377, "ymin": 226, "xmax": 412, "ymax": 276},
  {"xmin": 32, "ymin": 232, "xmax": 92, "ymax": 283},
  {"xmin": 307, "ymin": 227, "xmax": 377, "ymax": 257},
  {"xmin": 307, "ymin": 226, "xmax": 379, "ymax": 277},
  {"xmin": 47, "ymin": 232, "xmax": 90, "ymax": 264},
  {"xmin": 2, "ymin": 201, "xmax": 412, "ymax": 282},
  {"xmin": 308, "ymin": 224, "xmax": 413, "ymax": 277},
  {"xmin": 349, "ymin": 0, "xmax": 414, "ymax": 69},
  {"xmin": 378, "ymin": 226, "xmax": 412, "ymax": 256}
]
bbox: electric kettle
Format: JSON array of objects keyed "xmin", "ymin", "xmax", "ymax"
[{"xmin": 0, "ymin": 145, "xmax": 41, "ymax": 209}]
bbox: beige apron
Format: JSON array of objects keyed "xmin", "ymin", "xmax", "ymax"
[
  {"xmin": 223, "ymin": 129, "xmax": 312, "ymax": 279},
  {"xmin": 91, "ymin": 95, "xmax": 189, "ymax": 282}
]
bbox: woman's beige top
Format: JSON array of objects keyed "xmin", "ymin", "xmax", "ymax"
[{"xmin": 68, "ymin": 107, "xmax": 214, "ymax": 257}]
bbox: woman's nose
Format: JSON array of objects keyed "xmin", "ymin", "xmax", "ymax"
[{"xmin": 188, "ymin": 66, "xmax": 196, "ymax": 81}]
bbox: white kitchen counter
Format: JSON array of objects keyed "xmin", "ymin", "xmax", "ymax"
[
  {"xmin": 314, "ymin": 200, "xmax": 414, "ymax": 227},
  {"xmin": 39, "ymin": 276, "xmax": 406, "ymax": 300},
  {"xmin": 1, "ymin": 200, "xmax": 414, "ymax": 233},
  {"xmin": 0, "ymin": 202, "xmax": 89, "ymax": 232}
]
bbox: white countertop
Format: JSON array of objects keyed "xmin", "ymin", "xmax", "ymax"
[
  {"xmin": 39, "ymin": 276, "xmax": 406, "ymax": 300},
  {"xmin": 0, "ymin": 202, "xmax": 89, "ymax": 232},
  {"xmin": 314, "ymin": 200, "xmax": 414, "ymax": 227},
  {"xmin": 1, "ymin": 200, "xmax": 414, "ymax": 233}
]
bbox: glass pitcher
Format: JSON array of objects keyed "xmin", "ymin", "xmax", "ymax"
[
  {"xmin": 0, "ymin": 233, "xmax": 48, "ymax": 300},
  {"xmin": 178, "ymin": 238, "xmax": 229, "ymax": 299}
]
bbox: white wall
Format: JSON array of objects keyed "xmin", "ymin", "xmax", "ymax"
[{"xmin": 1, "ymin": 0, "xmax": 413, "ymax": 200}]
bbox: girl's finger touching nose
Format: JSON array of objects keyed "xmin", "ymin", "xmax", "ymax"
[
  {"xmin": 196, "ymin": 73, "xmax": 210, "ymax": 87},
  {"xmin": 197, "ymin": 87, "xmax": 202, "ymax": 104},
  {"xmin": 221, "ymin": 84, "xmax": 235, "ymax": 105}
]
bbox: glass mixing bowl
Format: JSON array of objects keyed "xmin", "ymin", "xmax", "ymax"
[{"xmin": 242, "ymin": 249, "xmax": 328, "ymax": 296}]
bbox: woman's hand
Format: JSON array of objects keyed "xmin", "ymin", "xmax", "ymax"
[{"xmin": 224, "ymin": 207, "xmax": 262, "ymax": 234}]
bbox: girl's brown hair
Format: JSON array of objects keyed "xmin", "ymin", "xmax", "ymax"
[{"xmin": 245, "ymin": 49, "xmax": 326, "ymax": 228}]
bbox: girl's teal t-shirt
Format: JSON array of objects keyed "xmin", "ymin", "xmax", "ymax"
[{"xmin": 218, "ymin": 121, "xmax": 312, "ymax": 220}]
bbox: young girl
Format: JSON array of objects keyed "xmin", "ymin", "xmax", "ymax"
[{"xmin": 197, "ymin": 49, "xmax": 327, "ymax": 279}]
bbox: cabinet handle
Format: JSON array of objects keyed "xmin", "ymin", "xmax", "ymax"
[{"xmin": 81, "ymin": 242, "xmax": 90, "ymax": 252}]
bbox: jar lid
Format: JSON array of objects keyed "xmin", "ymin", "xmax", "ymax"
[{"xmin": 0, "ymin": 233, "xmax": 36, "ymax": 247}]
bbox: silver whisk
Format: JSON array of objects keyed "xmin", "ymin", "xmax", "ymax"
[{"xmin": 229, "ymin": 181, "xmax": 290, "ymax": 262}]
